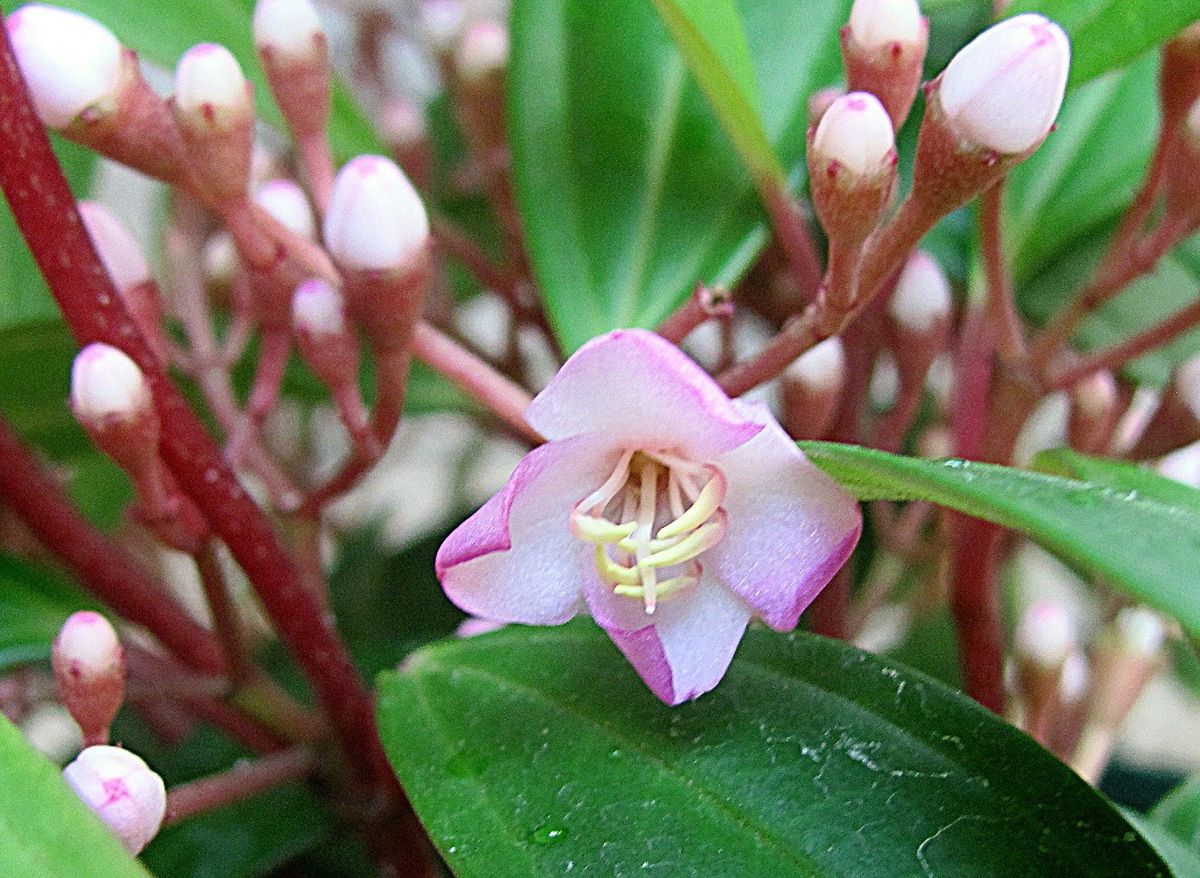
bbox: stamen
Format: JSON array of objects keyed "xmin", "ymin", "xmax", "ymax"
[
  {"xmin": 571, "ymin": 514, "xmax": 637, "ymax": 544},
  {"xmin": 667, "ymin": 470, "xmax": 685, "ymax": 519},
  {"xmin": 594, "ymin": 546, "xmax": 640, "ymax": 586},
  {"xmin": 634, "ymin": 460, "xmax": 658, "ymax": 611},
  {"xmin": 656, "ymin": 467, "xmax": 726, "ymax": 540},
  {"xmin": 576, "ymin": 449, "xmax": 635, "ymax": 514},
  {"xmin": 642, "ymin": 514, "xmax": 727, "ymax": 569}
]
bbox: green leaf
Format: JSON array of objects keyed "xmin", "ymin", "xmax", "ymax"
[
  {"xmin": 1035, "ymin": 447, "xmax": 1200, "ymax": 513},
  {"xmin": 378, "ymin": 623, "xmax": 1167, "ymax": 877},
  {"xmin": 1125, "ymin": 810, "xmax": 1200, "ymax": 878},
  {"xmin": 649, "ymin": 0, "xmax": 783, "ymax": 184},
  {"xmin": 1153, "ymin": 777, "xmax": 1200, "ymax": 850},
  {"xmin": 0, "ymin": 555, "xmax": 97, "ymax": 671},
  {"xmin": 2, "ymin": 0, "xmax": 382, "ymax": 161},
  {"xmin": 0, "ymin": 715, "xmax": 152, "ymax": 877},
  {"xmin": 799, "ymin": 442, "xmax": 1200, "ymax": 640},
  {"xmin": 1009, "ymin": 0, "xmax": 1200, "ymax": 86},
  {"xmin": 0, "ymin": 137, "xmax": 96, "ymax": 328},
  {"xmin": 509, "ymin": 0, "xmax": 850, "ymax": 351}
]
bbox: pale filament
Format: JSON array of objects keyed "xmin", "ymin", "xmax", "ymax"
[{"xmin": 571, "ymin": 449, "xmax": 728, "ymax": 614}]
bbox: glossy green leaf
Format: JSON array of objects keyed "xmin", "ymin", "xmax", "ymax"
[
  {"xmin": 378, "ymin": 623, "xmax": 1167, "ymax": 877},
  {"xmin": 799, "ymin": 442, "xmax": 1200, "ymax": 640},
  {"xmin": 0, "ymin": 715, "xmax": 152, "ymax": 877},
  {"xmin": 0, "ymin": 555, "xmax": 97, "ymax": 671},
  {"xmin": 2, "ymin": 0, "xmax": 382, "ymax": 161},
  {"xmin": 649, "ymin": 0, "xmax": 783, "ymax": 184},
  {"xmin": 1153, "ymin": 777, "xmax": 1200, "ymax": 849},
  {"xmin": 1010, "ymin": 0, "xmax": 1200, "ymax": 86},
  {"xmin": 1125, "ymin": 810, "xmax": 1200, "ymax": 878},
  {"xmin": 1035, "ymin": 447, "xmax": 1200, "ymax": 513},
  {"xmin": 510, "ymin": 0, "xmax": 850, "ymax": 351}
]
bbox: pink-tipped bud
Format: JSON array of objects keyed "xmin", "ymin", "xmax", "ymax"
[
  {"xmin": 422, "ymin": 0, "xmax": 465, "ymax": 54},
  {"xmin": 807, "ymin": 86, "xmax": 845, "ymax": 128},
  {"xmin": 848, "ymin": 0, "xmax": 923, "ymax": 52},
  {"xmin": 1113, "ymin": 606, "xmax": 1166, "ymax": 658},
  {"xmin": 292, "ymin": 277, "xmax": 348, "ymax": 339},
  {"xmin": 77, "ymin": 202, "xmax": 150, "ymax": 292},
  {"xmin": 6, "ymin": 5, "xmax": 122, "ymax": 129},
  {"xmin": 174, "ymin": 43, "xmax": 252, "ymax": 129},
  {"xmin": 781, "ymin": 337, "xmax": 845, "ymax": 441},
  {"xmin": 937, "ymin": 14, "xmax": 1070, "ymax": 155},
  {"xmin": 324, "ymin": 155, "xmax": 430, "ymax": 272},
  {"xmin": 255, "ymin": 180, "xmax": 316, "ymax": 239},
  {"xmin": 812, "ymin": 92, "xmax": 895, "ymax": 178},
  {"xmin": 455, "ymin": 19, "xmax": 509, "ymax": 84},
  {"xmin": 52, "ymin": 612, "xmax": 125, "ymax": 746},
  {"xmin": 1068, "ymin": 370, "xmax": 1119, "ymax": 454},
  {"xmin": 888, "ymin": 250, "xmax": 952, "ymax": 334},
  {"xmin": 841, "ymin": 0, "xmax": 927, "ymax": 128},
  {"xmin": 70, "ymin": 343, "xmax": 153, "ymax": 432},
  {"xmin": 1015, "ymin": 600, "xmax": 1074, "ymax": 671},
  {"xmin": 252, "ymin": 0, "xmax": 325, "ymax": 64},
  {"xmin": 62, "ymin": 746, "xmax": 165, "ymax": 855},
  {"xmin": 808, "ymin": 92, "xmax": 897, "ymax": 244}
]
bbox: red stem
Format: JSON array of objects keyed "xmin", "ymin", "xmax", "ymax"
[
  {"xmin": 165, "ymin": 745, "xmax": 316, "ymax": 824},
  {"xmin": 949, "ymin": 515, "xmax": 1006, "ymax": 713},
  {"xmin": 979, "ymin": 180, "xmax": 1024, "ymax": 363},
  {"xmin": 0, "ymin": 31, "xmax": 432, "ymax": 873},
  {"xmin": 0, "ymin": 419, "xmax": 227, "ymax": 676}
]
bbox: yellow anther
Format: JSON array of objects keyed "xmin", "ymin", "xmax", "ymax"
[
  {"xmin": 572, "ymin": 513, "xmax": 637, "ymax": 545},
  {"xmin": 641, "ymin": 518, "xmax": 725, "ymax": 569},
  {"xmin": 613, "ymin": 574, "xmax": 698, "ymax": 603},
  {"xmin": 655, "ymin": 469, "xmax": 726, "ymax": 540},
  {"xmin": 615, "ymin": 533, "xmax": 681, "ymax": 554},
  {"xmin": 594, "ymin": 546, "xmax": 640, "ymax": 586}
]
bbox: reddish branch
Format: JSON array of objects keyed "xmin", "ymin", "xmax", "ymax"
[
  {"xmin": 0, "ymin": 419, "xmax": 227, "ymax": 676},
  {"xmin": 0, "ymin": 26, "xmax": 432, "ymax": 874},
  {"xmin": 165, "ymin": 745, "xmax": 316, "ymax": 824}
]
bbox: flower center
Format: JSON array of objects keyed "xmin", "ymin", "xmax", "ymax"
[{"xmin": 570, "ymin": 449, "xmax": 727, "ymax": 614}]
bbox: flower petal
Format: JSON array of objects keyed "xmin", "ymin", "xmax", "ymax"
[
  {"xmin": 595, "ymin": 576, "xmax": 752, "ymax": 706},
  {"xmin": 436, "ymin": 435, "xmax": 619, "ymax": 624},
  {"xmin": 711, "ymin": 402, "xmax": 861, "ymax": 630},
  {"xmin": 525, "ymin": 329, "xmax": 761, "ymax": 459}
]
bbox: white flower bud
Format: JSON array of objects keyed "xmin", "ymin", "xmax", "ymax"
[
  {"xmin": 1015, "ymin": 600, "xmax": 1074, "ymax": 670},
  {"xmin": 455, "ymin": 19, "xmax": 509, "ymax": 83},
  {"xmin": 62, "ymin": 746, "xmax": 165, "ymax": 855},
  {"xmin": 1157, "ymin": 442, "xmax": 1200, "ymax": 487},
  {"xmin": 70, "ymin": 343, "xmax": 152, "ymax": 427},
  {"xmin": 252, "ymin": 0, "xmax": 324, "ymax": 63},
  {"xmin": 937, "ymin": 14, "xmax": 1070, "ymax": 154},
  {"xmin": 1114, "ymin": 606, "xmax": 1166, "ymax": 657},
  {"xmin": 785, "ymin": 337, "xmax": 846, "ymax": 392},
  {"xmin": 292, "ymin": 278, "xmax": 347, "ymax": 336},
  {"xmin": 1058, "ymin": 650, "xmax": 1090, "ymax": 705},
  {"xmin": 1071, "ymin": 370, "xmax": 1118, "ymax": 418},
  {"xmin": 848, "ymin": 0, "xmax": 923, "ymax": 51},
  {"xmin": 422, "ymin": 0, "xmax": 465, "ymax": 53},
  {"xmin": 811, "ymin": 91, "xmax": 895, "ymax": 177},
  {"xmin": 174, "ymin": 43, "xmax": 251, "ymax": 125},
  {"xmin": 255, "ymin": 179, "xmax": 316, "ymax": 239},
  {"xmin": 807, "ymin": 86, "xmax": 844, "ymax": 128},
  {"xmin": 380, "ymin": 98, "xmax": 428, "ymax": 149},
  {"xmin": 323, "ymin": 155, "xmax": 429, "ymax": 271},
  {"xmin": 77, "ymin": 202, "xmax": 150, "ymax": 292},
  {"xmin": 52, "ymin": 611, "xmax": 125, "ymax": 746},
  {"xmin": 889, "ymin": 251, "xmax": 952, "ymax": 332},
  {"xmin": 6, "ymin": 4, "xmax": 123, "ymax": 129}
]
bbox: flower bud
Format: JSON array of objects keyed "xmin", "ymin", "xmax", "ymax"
[
  {"xmin": 1015, "ymin": 599, "xmax": 1074, "ymax": 671},
  {"xmin": 842, "ymin": 0, "xmax": 927, "ymax": 128},
  {"xmin": 807, "ymin": 86, "xmax": 844, "ymax": 128},
  {"xmin": 422, "ymin": 0, "xmax": 465, "ymax": 55},
  {"xmin": 255, "ymin": 180, "xmax": 316, "ymax": 239},
  {"xmin": 808, "ymin": 92, "xmax": 897, "ymax": 244},
  {"xmin": 70, "ymin": 343, "xmax": 154, "ymax": 433},
  {"xmin": 780, "ymin": 337, "xmax": 845, "ymax": 441},
  {"xmin": 381, "ymin": 97, "xmax": 434, "ymax": 189},
  {"xmin": 888, "ymin": 250, "xmax": 952, "ymax": 335},
  {"xmin": 936, "ymin": 14, "xmax": 1070, "ymax": 156},
  {"xmin": 6, "ymin": 4, "xmax": 122, "ymax": 129},
  {"xmin": 62, "ymin": 745, "xmax": 165, "ymax": 855},
  {"xmin": 1113, "ymin": 606, "xmax": 1166, "ymax": 658},
  {"xmin": 173, "ymin": 43, "xmax": 254, "ymax": 204},
  {"xmin": 455, "ymin": 19, "xmax": 509, "ymax": 84},
  {"xmin": 77, "ymin": 202, "xmax": 150, "ymax": 292},
  {"xmin": 324, "ymin": 155, "xmax": 430, "ymax": 272},
  {"xmin": 1131, "ymin": 354, "xmax": 1200, "ymax": 459},
  {"xmin": 1067, "ymin": 370, "xmax": 1118, "ymax": 454},
  {"xmin": 252, "ymin": 0, "xmax": 324, "ymax": 64},
  {"xmin": 1157, "ymin": 441, "xmax": 1200, "ymax": 487},
  {"xmin": 52, "ymin": 611, "xmax": 125, "ymax": 746}
]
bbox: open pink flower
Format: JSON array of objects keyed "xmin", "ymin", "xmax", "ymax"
[{"xmin": 436, "ymin": 330, "xmax": 861, "ymax": 704}]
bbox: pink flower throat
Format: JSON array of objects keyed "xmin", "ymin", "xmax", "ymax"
[{"xmin": 570, "ymin": 449, "xmax": 728, "ymax": 614}]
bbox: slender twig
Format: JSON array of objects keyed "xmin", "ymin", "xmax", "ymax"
[
  {"xmin": 193, "ymin": 542, "xmax": 253, "ymax": 683},
  {"xmin": 657, "ymin": 284, "xmax": 734, "ymax": 344},
  {"xmin": 0, "ymin": 419, "xmax": 227, "ymax": 675},
  {"xmin": 1047, "ymin": 294, "xmax": 1200, "ymax": 391},
  {"xmin": 979, "ymin": 179, "xmax": 1025, "ymax": 363},
  {"xmin": 762, "ymin": 184, "xmax": 825, "ymax": 300},
  {"xmin": 165, "ymin": 746, "xmax": 316, "ymax": 824}
]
